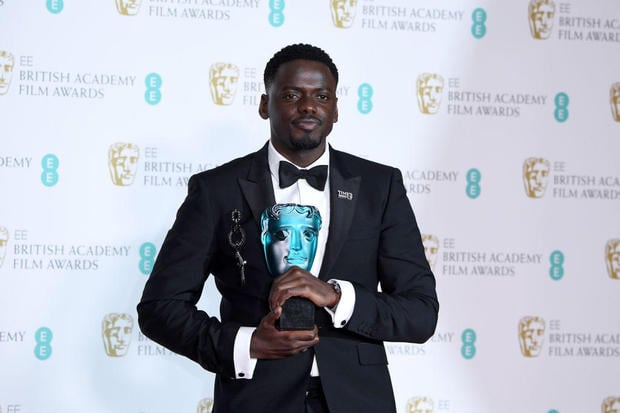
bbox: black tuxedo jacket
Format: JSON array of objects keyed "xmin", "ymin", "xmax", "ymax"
[{"xmin": 138, "ymin": 143, "xmax": 438, "ymax": 413}]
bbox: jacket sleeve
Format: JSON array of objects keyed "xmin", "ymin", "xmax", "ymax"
[
  {"xmin": 137, "ymin": 174, "xmax": 239, "ymax": 378},
  {"xmin": 344, "ymin": 168, "xmax": 439, "ymax": 343}
]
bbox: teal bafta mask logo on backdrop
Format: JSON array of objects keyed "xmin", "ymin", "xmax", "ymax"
[
  {"xmin": 260, "ymin": 204, "xmax": 322, "ymax": 275},
  {"xmin": 268, "ymin": 0, "xmax": 285, "ymax": 27}
]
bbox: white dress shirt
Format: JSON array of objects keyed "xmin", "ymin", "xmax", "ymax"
[{"xmin": 232, "ymin": 141, "xmax": 356, "ymax": 379}]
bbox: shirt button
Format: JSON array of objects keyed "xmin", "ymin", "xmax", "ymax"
[
  {"xmin": 238, "ymin": 372, "xmax": 245, "ymax": 378},
  {"xmin": 340, "ymin": 320, "xmax": 346, "ymax": 326}
]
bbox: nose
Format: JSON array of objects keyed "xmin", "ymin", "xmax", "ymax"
[
  {"xmin": 289, "ymin": 231, "xmax": 302, "ymax": 251},
  {"xmin": 298, "ymin": 95, "xmax": 317, "ymax": 114}
]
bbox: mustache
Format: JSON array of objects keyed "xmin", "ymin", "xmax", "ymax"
[{"xmin": 292, "ymin": 116, "xmax": 322, "ymax": 124}]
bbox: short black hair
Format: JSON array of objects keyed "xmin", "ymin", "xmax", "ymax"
[{"xmin": 263, "ymin": 44, "xmax": 339, "ymax": 92}]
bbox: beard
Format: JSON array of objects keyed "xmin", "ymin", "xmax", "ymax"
[{"xmin": 289, "ymin": 134, "xmax": 323, "ymax": 151}]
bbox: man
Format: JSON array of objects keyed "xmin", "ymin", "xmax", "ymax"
[{"xmin": 138, "ymin": 44, "xmax": 438, "ymax": 413}]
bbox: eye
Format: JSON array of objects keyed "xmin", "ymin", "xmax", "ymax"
[
  {"xmin": 303, "ymin": 230, "xmax": 317, "ymax": 241},
  {"xmin": 274, "ymin": 230, "xmax": 288, "ymax": 241},
  {"xmin": 282, "ymin": 93, "xmax": 299, "ymax": 101}
]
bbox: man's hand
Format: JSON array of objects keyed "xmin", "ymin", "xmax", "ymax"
[
  {"xmin": 269, "ymin": 266, "xmax": 341, "ymax": 310},
  {"xmin": 250, "ymin": 306, "xmax": 319, "ymax": 359}
]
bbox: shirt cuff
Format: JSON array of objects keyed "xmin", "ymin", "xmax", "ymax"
[
  {"xmin": 324, "ymin": 279, "xmax": 355, "ymax": 328},
  {"xmin": 233, "ymin": 326, "xmax": 258, "ymax": 379}
]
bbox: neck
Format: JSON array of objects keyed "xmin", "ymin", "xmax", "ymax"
[{"xmin": 272, "ymin": 141, "xmax": 326, "ymax": 168}]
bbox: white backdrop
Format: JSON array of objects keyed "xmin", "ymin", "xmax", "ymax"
[{"xmin": 1, "ymin": 1, "xmax": 619, "ymax": 412}]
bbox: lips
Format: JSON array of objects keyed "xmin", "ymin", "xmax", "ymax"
[{"xmin": 292, "ymin": 117, "xmax": 321, "ymax": 130}]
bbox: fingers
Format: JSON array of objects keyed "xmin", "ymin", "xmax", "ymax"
[{"xmin": 270, "ymin": 268, "xmax": 335, "ymax": 309}]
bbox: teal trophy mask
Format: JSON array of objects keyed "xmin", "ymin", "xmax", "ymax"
[{"xmin": 260, "ymin": 203, "xmax": 322, "ymax": 330}]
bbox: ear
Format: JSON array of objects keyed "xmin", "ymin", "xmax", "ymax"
[
  {"xmin": 258, "ymin": 94, "xmax": 269, "ymax": 119},
  {"xmin": 333, "ymin": 97, "xmax": 339, "ymax": 123}
]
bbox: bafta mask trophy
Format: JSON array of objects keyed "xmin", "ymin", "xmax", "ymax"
[{"xmin": 261, "ymin": 204, "xmax": 322, "ymax": 330}]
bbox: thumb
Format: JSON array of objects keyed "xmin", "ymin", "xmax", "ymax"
[{"xmin": 264, "ymin": 306, "xmax": 282, "ymax": 325}]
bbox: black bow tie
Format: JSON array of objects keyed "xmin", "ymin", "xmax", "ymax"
[{"xmin": 278, "ymin": 161, "xmax": 328, "ymax": 191}]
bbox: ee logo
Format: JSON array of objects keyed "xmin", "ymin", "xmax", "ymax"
[
  {"xmin": 357, "ymin": 83, "xmax": 373, "ymax": 115},
  {"xmin": 34, "ymin": 327, "xmax": 53, "ymax": 360},
  {"xmin": 139, "ymin": 242, "xmax": 157, "ymax": 275},
  {"xmin": 461, "ymin": 328, "xmax": 477, "ymax": 359},
  {"xmin": 145, "ymin": 73, "xmax": 162, "ymax": 105},
  {"xmin": 41, "ymin": 154, "xmax": 59, "ymax": 187}
]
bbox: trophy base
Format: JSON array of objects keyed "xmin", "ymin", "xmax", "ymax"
[{"xmin": 276, "ymin": 297, "xmax": 315, "ymax": 330}]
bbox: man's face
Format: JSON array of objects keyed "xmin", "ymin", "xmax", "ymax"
[
  {"xmin": 116, "ymin": 0, "xmax": 141, "ymax": 15},
  {"xmin": 111, "ymin": 147, "xmax": 139, "ymax": 186},
  {"xmin": 263, "ymin": 213, "xmax": 320, "ymax": 275},
  {"xmin": 331, "ymin": 0, "xmax": 357, "ymax": 28},
  {"xmin": 104, "ymin": 318, "xmax": 132, "ymax": 356},
  {"xmin": 259, "ymin": 59, "xmax": 338, "ymax": 162},
  {"xmin": 0, "ymin": 53, "xmax": 14, "ymax": 95},
  {"xmin": 607, "ymin": 242, "xmax": 620, "ymax": 279},
  {"xmin": 210, "ymin": 67, "xmax": 239, "ymax": 105},
  {"xmin": 530, "ymin": 2, "xmax": 555, "ymax": 39},
  {"xmin": 520, "ymin": 320, "xmax": 545, "ymax": 356},
  {"xmin": 419, "ymin": 77, "xmax": 443, "ymax": 114},
  {"xmin": 525, "ymin": 162, "xmax": 549, "ymax": 197}
]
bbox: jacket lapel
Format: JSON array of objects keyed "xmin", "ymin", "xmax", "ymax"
[
  {"xmin": 319, "ymin": 148, "xmax": 361, "ymax": 280},
  {"xmin": 238, "ymin": 143, "xmax": 276, "ymax": 226}
]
